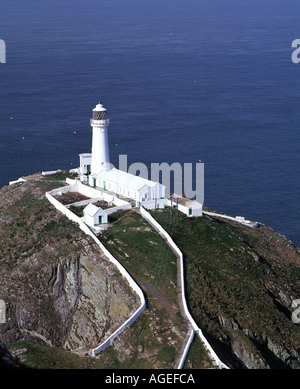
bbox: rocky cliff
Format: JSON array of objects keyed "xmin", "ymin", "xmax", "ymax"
[{"xmin": 0, "ymin": 174, "xmax": 139, "ymax": 355}]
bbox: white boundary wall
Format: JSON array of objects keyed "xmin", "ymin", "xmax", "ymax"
[
  {"xmin": 65, "ymin": 179, "xmax": 130, "ymax": 207},
  {"xmin": 176, "ymin": 329, "xmax": 195, "ymax": 369},
  {"xmin": 45, "ymin": 191, "xmax": 146, "ymax": 356},
  {"xmin": 105, "ymin": 204, "xmax": 132, "ymax": 215},
  {"xmin": 9, "ymin": 177, "xmax": 26, "ymax": 185},
  {"xmin": 139, "ymin": 206, "xmax": 229, "ymax": 369},
  {"xmin": 203, "ymin": 210, "xmax": 258, "ymax": 228},
  {"xmin": 42, "ymin": 170, "xmax": 60, "ymax": 176}
]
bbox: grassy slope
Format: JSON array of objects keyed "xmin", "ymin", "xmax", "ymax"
[
  {"xmin": 150, "ymin": 207, "xmax": 300, "ymax": 367},
  {"xmin": 99, "ymin": 210, "xmax": 208, "ymax": 368}
]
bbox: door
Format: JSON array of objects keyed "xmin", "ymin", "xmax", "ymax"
[
  {"xmin": 98, "ymin": 215, "xmax": 102, "ymax": 225},
  {"xmin": 93, "ymin": 179, "xmax": 96, "ymax": 188},
  {"xmin": 87, "ymin": 165, "xmax": 91, "ymax": 173}
]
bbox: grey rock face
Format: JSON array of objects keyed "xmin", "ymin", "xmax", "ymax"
[
  {"xmin": 0, "ymin": 241, "xmax": 139, "ymax": 353},
  {"xmin": 218, "ymin": 314, "xmax": 300, "ymax": 369},
  {"xmin": 0, "ymin": 177, "xmax": 139, "ymax": 356}
]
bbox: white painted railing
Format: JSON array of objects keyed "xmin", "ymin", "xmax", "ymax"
[
  {"xmin": 139, "ymin": 206, "xmax": 229, "ymax": 369},
  {"xmin": 45, "ymin": 191, "xmax": 146, "ymax": 355}
]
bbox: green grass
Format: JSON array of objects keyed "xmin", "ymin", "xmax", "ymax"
[
  {"xmin": 7, "ymin": 340, "xmax": 103, "ymax": 369},
  {"xmin": 150, "ymin": 207, "xmax": 300, "ymax": 365},
  {"xmin": 8, "ymin": 341, "xmax": 84, "ymax": 369},
  {"xmin": 183, "ymin": 335, "xmax": 217, "ymax": 369},
  {"xmin": 98, "ymin": 210, "xmax": 191, "ymax": 367},
  {"xmin": 101, "ymin": 211, "xmax": 178, "ymax": 302},
  {"xmin": 69, "ymin": 205, "xmax": 85, "ymax": 217},
  {"xmin": 42, "ymin": 170, "xmax": 77, "ymax": 181}
]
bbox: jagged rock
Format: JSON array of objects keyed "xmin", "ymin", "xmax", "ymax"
[
  {"xmin": 0, "ymin": 177, "xmax": 139, "ymax": 354},
  {"xmin": 1, "ymin": 248, "xmax": 139, "ymax": 353},
  {"xmin": 230, "ymin": 334, "xmax": 269, "ymax": 369},
  {"xmin": 64, "ymin": 254, "xmax": 138, "ymax": 352},
  {"xmin": 218, "ymin": 316, "xmax": 239, "ymax": 330},
  {"xmin": 266, "ymin": 338, "xmax": 300, "ymax": 369}
]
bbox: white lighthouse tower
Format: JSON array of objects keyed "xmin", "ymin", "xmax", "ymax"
[{"xmin": 90, "ymin": 102, "xmax": 110, "ymax": 174}]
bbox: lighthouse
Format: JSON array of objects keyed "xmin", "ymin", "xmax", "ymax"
[
  {"xmin": 90, "ymin": 102, "xmax": 110, "ymax": 174},
  {"xmin": 77, "ymin": 101, "xmax": 167, "ymax": 208}
]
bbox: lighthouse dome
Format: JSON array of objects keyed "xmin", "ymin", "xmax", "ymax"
[
  {"xmin": 93, "ymin": 102, "xmax": 106, "ymax": 112},
  {"xmin": 92, "ymin": 102, "xmax": 107, "ymax": 120}
]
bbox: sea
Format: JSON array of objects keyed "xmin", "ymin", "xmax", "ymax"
[{"xmin": 0, "ymin": 0, "xmax": 299, "ymax": 247}]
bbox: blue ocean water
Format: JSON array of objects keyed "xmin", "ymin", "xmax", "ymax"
[{"xmin": 0, "ymin": 0, "xmax": 299, "ymax": 246}]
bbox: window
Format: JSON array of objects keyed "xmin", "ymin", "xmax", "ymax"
[{"xmin": 93, "ymin": 111, "xmax": 106, "ymax": 120}]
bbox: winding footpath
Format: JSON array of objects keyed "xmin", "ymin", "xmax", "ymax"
[{"xmin": 139, "ymin": 207, "xmax": 229, "ymax": 369}]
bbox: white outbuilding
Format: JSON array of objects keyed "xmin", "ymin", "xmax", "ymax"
[
  {"xmin": 78, "ymin": 153, "xmax": 92, "ymax": 176},
  {"xmin": 83, "ymin": 203, "xmax": 108, "ymax": 229},
  {"xmin": 168, "ymin": 193, "xmax": 202, "ymax": 217}
]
